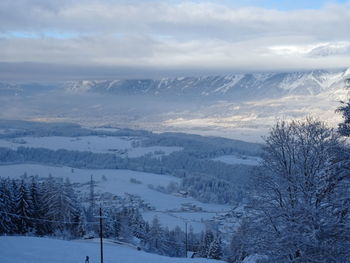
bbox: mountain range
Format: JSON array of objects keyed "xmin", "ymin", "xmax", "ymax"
[
  {"xmin": 64, "ymin": 68, "xmax": 350, "ymax": 101},
  {"xmin": 1, "ymin": 68, "xmax": 350, "ymax": 141}
]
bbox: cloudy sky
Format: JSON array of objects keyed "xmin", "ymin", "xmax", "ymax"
[{"xmin": 0, "ymin": 0, "xmax": 349, "ymax": 80}]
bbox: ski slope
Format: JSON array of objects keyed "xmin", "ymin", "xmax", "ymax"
[{"xmin": 0, "ymin": 236, "xmax": 226, "ymax": 263}]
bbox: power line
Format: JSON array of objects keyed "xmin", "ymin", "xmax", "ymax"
[
  {"xmin": 0, "ymin": 210, "xmax": 203, "ymax": 247},
  {"xmin": 0, "ymin": 208, "xmax": 232, "ymax": 226},
  {"xmin": 0, "ymin": 211, "xmax": 99, "ymax": 225}
]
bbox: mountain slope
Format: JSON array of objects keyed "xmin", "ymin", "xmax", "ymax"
[{"xmin": 64, "ymin": 68, "xmax": 350, "ymax": 101}]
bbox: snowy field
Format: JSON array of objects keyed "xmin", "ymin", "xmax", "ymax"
[
  {"xmin": 0, "ymin": 135, "xmax": 182, "ymax": 157},
  {"xmin": 0, "ymin": 236, "xmax": 226, "ymax": 263},
  {"xmin": 212, "ymin": 155, "xmax": 261, "ymax": 166},
  {"xmin": 0, "ymin": 164, "xmax": 231, "ymax": 232}
]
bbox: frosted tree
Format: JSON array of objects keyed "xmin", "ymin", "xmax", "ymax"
[
  {"xmin": 337, "ymin": 78, "xmax": 350, "ymax": 136},
  {"xmin": 198, "ymin": 229, "xmax": 214, "ymax": 258},
  {"xmin": 164, "ymin": 226, "xmax": 185, "ymax": 257},
  {"xmin": 145, "ymin": 216, "xmax": 168, "ymax": 255},
  {"xmin": 0, "ymin": 178, "xmax": 15, "ymax": 233},
  {"xmin": 244, "ymin": 118, "xmax": 350, "ymax": 262},
  {"xmin": 15, "ymin": 180, "xmax": 33, "ymax": 234},
  {"xmin": 227, "ymin": 219, "xmax": 251, "ymax": 263},
  {"xmin": 43, "ymin": 177, "xmax": 81, "ymax": 236},
  {"xmin": 208, "ymin": 234, "xmax": 223, "ymax": 260},
  {"xmin": 29, "ymin": 176, "xmax": 47, "ymax": 235},
  {"xmin": 62, "ymin": 178, "xmax": 84, "ymax": 238},
  {"xmin": 129, "ymin": 208, "xmax": 147, "ymax": 241},
  {"xmin": 187, "ymin": 225, "xmax": 198, "ymax": 252}
]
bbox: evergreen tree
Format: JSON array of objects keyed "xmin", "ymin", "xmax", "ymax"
[
  {"xmin": 145, "ymin": 216, "xmax": 167, "ymax": 254},
  {"xmin": 198, "ymin": 229, "xmax": 214, "ymax": 258},
  {"xmin": 336, "ymin": 78, "xmax": 350, "ymax": 136},
  {"xmin": 187, "ymin": 225, "xmax": 199, "ymax": 252},
  {"xmin": 43, "ymin": 177, "xmax": 80, "ymax": 236},
  {"xmin": 15, "ymin": 180, "xmax": 33, "ymax": 234},
  {"xmin": 129, "ymin": 208, "xmax": 147, "ymax": 240},
  {"xmin": 208, "ymin": 234, "xmax": 222, "ymax": 260},
  {"xmin": 118, "ymin": 207, "xmax": 133, "ymax": 242},
  {"xmin": 164, "ymin": 226, "xmax": 185, "ymax": 257},
  {"xmin": 29, "ymin": 176, "xmax": 47, "ymax": 236},
  {"xmin": 0, "ymin": 178, "xmax": 15, "ymax": 233}
]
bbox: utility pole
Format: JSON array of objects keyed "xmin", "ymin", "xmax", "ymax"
[
  {"xmin": 185, "ymin": 221, "xmax": 188, "ymax": 258},
  {"xmin": 100, "ymin": 207, "xmax": 104, "ymax": 263},
  {"xmin": 96, "ymin": 207, "xmax": 105, "ymax": 263}
]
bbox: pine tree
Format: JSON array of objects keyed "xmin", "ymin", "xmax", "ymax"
[
  {"xmin": 15, "ymin": 180, "xmax": 33, "ymax": 234},
  {"xmin": 118, "ymin": 207, "xmax": 133, "ymax": 242},
  {"xmin": 337, "ymin": 78, "xmax": 350, "ymax": 136},
  {"xmin": 187, "ymin": 225, "xmax": 199, "ymax": 252},
  {"xmin": 29, "ymin": 176, "xmax": 47, "ymax": 236},
  {"xmin": 0, "ymin": 178, "xmax": 14, "ymax": 233},
  {"xmin": 164, "ymin": 226, "xmax": 185, "ymax": 257},
  {"xmin": 43, "ymin": 177, "xmax": 80, "ymax": 236},
  {"xmin": 129, "ymin": 208, "xmax": 147, "ymax": 240},
  {"xmin": 198, "ymin": 229, "xmax": 214, "ymax": 258},
  {"xmin": 208, "ymin": 234, "xmax": 222, "ymax": 260},
  {"xmin": 146, "ymin": 216, "xmax": 167, "ymax": 254}
]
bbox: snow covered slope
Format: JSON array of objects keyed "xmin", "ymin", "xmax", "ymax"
[
  {"xmin": 213, "ymin": 155, "xmax": 261, "ymax": 166},
  {"xmin": 0, "ymin": 135, "xmax": 181, "ymax": 157},
  {"xmin": 0, "ymin": 236, "xmax": 226, "ymax": 263}
]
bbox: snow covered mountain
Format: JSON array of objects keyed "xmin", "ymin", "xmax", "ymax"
[
  {"xmin": 1, "ymin": 68, "xmax": 349, "ymax": 142},
  {"xmin": 64, "ymin": 68, "xmax": 350, "ymax": 101}
]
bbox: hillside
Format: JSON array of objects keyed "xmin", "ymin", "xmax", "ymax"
[{"xmin": 0, "ymin": 236, "xmax": 226, "ymax": 263}]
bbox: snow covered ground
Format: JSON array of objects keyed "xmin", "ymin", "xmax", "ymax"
[
  {"xmin": 0, "ymin": 236, "xmax": 226, "ymax": 263},
  {"xmin": 0, "ymin": 135, "xmax": 182, "ymax": 157},
  {"xmin": 212, "ymin": 155, "xmax": 261, "ymax": 166},
  {"xmin": 0, "ymin": 164, "xmax": 231, "ymax": 232}
]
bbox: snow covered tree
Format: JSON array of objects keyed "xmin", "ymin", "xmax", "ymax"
[
  {"xmin": 118, "ymin": 207, "xmax": 134, "ymax": 242},
  {"xmin": 164, "ymin": 226, "xmax": 185, "ymax": 257},
  {"xmin": 15, "ymin": 180, "xmax": 33, "ymax": 234},
  {"xmin": 42, "ymin": 177, "xmax": 81, "ymax": 237},
  {"xmin": 187, "ymin": 225, "xmax": 198, "ymax": 252},
  {"xmin": 0, "ymin": 178, "xmax": 16, "ymax": 234},
  {"xmin": 336, "ymin": 78, "xmax": 350, "ymax": 137},
  {"xmin": 129, "ymin": 208, "xmax": 147, "ymax": 241},
  {"xmin": 198, "ymin": 229, "xmax": 214, "ymax": 258},
  {"xmin": 244, "ymin": 118, "xmax": 350, "ymax": 262},
  {"xmin": 145, "ymin": 216, "xmax": 168, "ymax": 255},
  {"xmin": 29, "ymin": 176, "xmax": 47, "ymax": 236},
  {"xmin": 208, "ymin": 234, "xmax": 223, "ymax": 260},
  {"xmin": 227, "ymin": 218, "xmax": 251, "ymax": 263}
]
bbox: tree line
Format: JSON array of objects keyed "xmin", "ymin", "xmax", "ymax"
[{"xmin": 0, "ymin": 175, "xmax": 224, "ymax": 260}]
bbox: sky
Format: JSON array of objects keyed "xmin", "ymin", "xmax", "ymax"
[{"xmin": 0, "ymin": 0, "xmax": 349, "ymax": 81}]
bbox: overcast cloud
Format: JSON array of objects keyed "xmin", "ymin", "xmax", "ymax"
[{"xmin": 0, "ymin": 0, "xmax": 349, "ymax": 80}]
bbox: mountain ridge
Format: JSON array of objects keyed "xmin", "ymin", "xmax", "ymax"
[{"xmin": 63, "ymin": 68, "xmax": 350, "ymax": 101}]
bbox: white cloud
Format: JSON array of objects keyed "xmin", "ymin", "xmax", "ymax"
[{"xmin": 0, "ymin": 1, "xmax": 349, "ymax": 79}]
